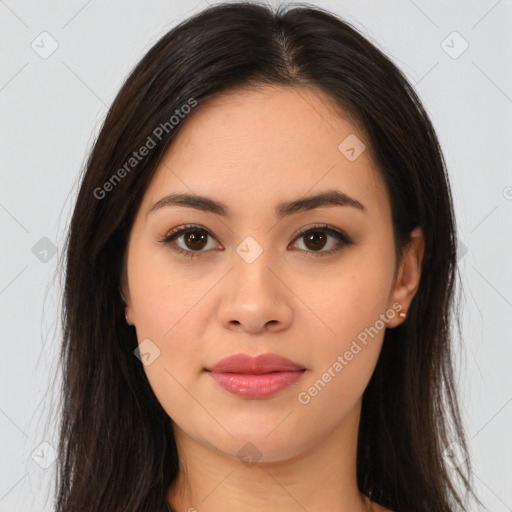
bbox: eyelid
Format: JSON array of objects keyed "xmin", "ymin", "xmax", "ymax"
[{"xmin": 161, "ymin": 223, "xmax": 214, "ymax": 241}]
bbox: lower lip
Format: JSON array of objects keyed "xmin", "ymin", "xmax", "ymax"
[{"xmin": 206, "ymin": 370, "xmax": 306, "ymax": 399}]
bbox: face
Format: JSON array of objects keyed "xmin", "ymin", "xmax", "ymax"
[{"xmin": 122, "ymin": 85, "xmax": 423, "ymax": 462}]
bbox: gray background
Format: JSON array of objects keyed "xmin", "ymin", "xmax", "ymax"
[{"xmin": 1, "ymin": 0, "xmax": 511, "ymax": 510}]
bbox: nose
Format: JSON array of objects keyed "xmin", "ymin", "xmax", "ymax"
[{"xmin": 217, "ymin": 250, "xmax": 293, "ymax": 334}]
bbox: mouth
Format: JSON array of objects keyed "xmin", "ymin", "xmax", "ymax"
[{"xmin": 204, "ymin": 352, "xmax": 307, "ymax": 399}]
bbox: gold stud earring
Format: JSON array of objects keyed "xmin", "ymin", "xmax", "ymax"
[{"xmin": 399, "ymin": 311, "xmax": 407, "ymax": 319}]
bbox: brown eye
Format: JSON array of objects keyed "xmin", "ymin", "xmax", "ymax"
[
  {"xmin": 302, "ymin": 231, "xmax": 328, "ymax": 251},
  {"xmin": 290, "ymin": 224, "xmax": 353, "ymax": 258},
  {"xmin": 158, "ymin": 224, "xmax": 220, "ymax": 259},
  {"xmin": 181, "ymin": 229, "xmax": 209, "ymax": 251},
  {"xmin": 158, "ymin": 223, "xmax": 353, "ymax": 259}
]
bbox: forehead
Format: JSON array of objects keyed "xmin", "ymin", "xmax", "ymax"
[{"xmin": 142, "ymin": 85, "xmax": 388, "ymax": 219}]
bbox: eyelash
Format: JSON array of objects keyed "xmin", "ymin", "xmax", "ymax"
[{"xmin": 157, "ymin": 223, "xmax": 354, "ymax": 259}]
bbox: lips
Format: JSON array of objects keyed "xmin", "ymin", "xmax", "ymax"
[
  {"xmin": 204, "ymin": 353, "xmax": 306, "ymax": 399},
  {"xmin": 205, "ymin": 352, "xmax": 305, "ymax": 374}
]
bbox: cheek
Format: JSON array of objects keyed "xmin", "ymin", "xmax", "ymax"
[
  {"xmin": 294, "ymin": 275, "xmax": 389, "ymax": 423},
  {"xmin": 127, "ymin": 245, "xmax": 210, "ymax": 404},
  {"xmin": 128, "ymin": 240, "xmax": 212, "ymax": 338},
  {"xmin": 130, "ymin": 261, "xmax": 208, "ymax": 427},
  {"xmin": 298, "ymin": 251, "xmax": 394, "ymax": 393},
  {"xmin": 306, "ymin": 254, "xmax": 394, "ymax": 345}
]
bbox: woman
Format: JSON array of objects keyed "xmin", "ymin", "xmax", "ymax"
[{"xmin": 55, "ymin": 2, "xmax": 481, "ymax": 511}]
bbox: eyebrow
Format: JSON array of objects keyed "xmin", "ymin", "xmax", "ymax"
[{"xmin": 148, "ymin": 189, "xmax": 366, "ymax": 219}]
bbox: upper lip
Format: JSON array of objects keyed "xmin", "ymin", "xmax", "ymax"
[{"xmin": 205, "ymin": 353, "xmax": 306, "ymax": 374}]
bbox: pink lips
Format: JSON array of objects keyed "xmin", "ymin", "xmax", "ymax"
[{"xmin": 205, "ymin": 353, "xmax": 306, "ymax": 399}]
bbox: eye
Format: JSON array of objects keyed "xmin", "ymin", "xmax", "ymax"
[
  {"xmin": 289, "ymin": 224, "xmax": 354, "ymax": 258},
  {"xmin": 158, "ymin": 223, "xmax": 353, "ymax": 259},
  {"xmin": 157, "ymin": 224, "xmax": 220, "ymax": 259}
]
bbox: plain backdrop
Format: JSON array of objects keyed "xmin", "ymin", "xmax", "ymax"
[{"xmin": 1, "ymin": 0, "xmax": 511, "ymax": 510}]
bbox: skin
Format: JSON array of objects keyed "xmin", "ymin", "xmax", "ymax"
[{"xmin": 121, "ymin": 85, "xmax": 424, "ymax": 512}]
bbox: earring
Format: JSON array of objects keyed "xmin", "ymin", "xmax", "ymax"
[
  {"xmin": 125, "ymin": 311, "xmax": 131, "ymax": 326},
  {"xmin": 399, "ymin": 311, "xmax": 407, "ymax": 319}
]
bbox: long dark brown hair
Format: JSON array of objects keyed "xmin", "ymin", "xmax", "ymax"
[{"xmin": 53, "ymin": 2, "xmax": 482, "ymax": 511}]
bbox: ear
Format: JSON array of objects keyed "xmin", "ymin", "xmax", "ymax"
[
  {"xmin": 119, "ymin": 254, "xmax": 133, "ymax": 325},
  {"xmin": 386, "ymin": 226, "xmax": 425, "ymax": 328},
  {"xmin": 119, "ymin": 281, "xmax": 133, "ymax": 324}
]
